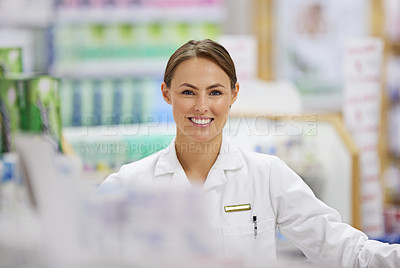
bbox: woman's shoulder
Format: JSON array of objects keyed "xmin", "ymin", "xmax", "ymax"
[
  {"xmin": 237, "ymin": 145, "xmax": 282, "ymax": 166},
  {"xmin": 100, "ymin": 149, "xmax": 166, "ymax": 187},
  {"xmin": 235, "ymin": 145, "xmax": 308, "ymax": 195},
  {"xmin": 234, "ymin": 145, "xmax": 296, "ymax": 179},
  {"xmin": 120, "ymin": 149, "xmax": 165, "ymax": 177}
]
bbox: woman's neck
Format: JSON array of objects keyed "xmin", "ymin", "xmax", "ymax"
[{"xmin": 175, "ymin": 134, "xmax": 222, "ymax": 185}]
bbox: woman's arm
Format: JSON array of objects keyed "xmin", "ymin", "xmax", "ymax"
[{"xmin": 269, "ymin": 157, "xmax": 400, "ymax": 268}]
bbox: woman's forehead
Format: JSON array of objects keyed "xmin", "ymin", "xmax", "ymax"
[{"xmin": 171, "ymin": 58, "xmax": 230, "ymax": 84}]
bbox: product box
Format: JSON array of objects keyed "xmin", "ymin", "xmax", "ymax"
[
  {"xmin": 92, "ymin": 80, "xmax": 101, "ymax": 126},
  {"xmin": 112, "ymin": 79, "xmax": 124, "ymax": 125},
  {"xmin": 117, "ymin": 78, "xmax": 141, "ymax": 125},
  {"xmin": 0, "ymin": 78, "xmax": 24, "ymax": 152},
  {"xmin": 71, "ymin": 80, "xmax": 83, "ymax": 126},
  {"xmin": 99, "ymin": 79, "xmax": 114, "ymax": 125},
  {"xmin": 67, "ymin": 79, "xmax": 96, "ymax": 127},
  {"xmin": 20, "ymin": 75, "xmax": 62, "ymax": 152},
  {"xmin": 52, "ymin": 24, "xmax": 78, "ymax": 69},
  {"xmin": 0, "ymin": 112, "xmax": 2, "ymax": 153},
  {"xmin": 90, "ymin": 79, "xmax": 115, "ymax": 126},
  {"xmin": 145, "ymin": 23, "xmax": 163, "ymax": 58},
  {"xmin": 83, "ymin": 24, "xmax": 107, "ymax": 60},
  {"xmin": 59, "ymin": 79, "xmax": 74, "ymax": 127},
  {"xmin": 131, "ymin": 78, "xmax": 144, "ymax": 124},
  {"xmin": 80, "ymin": 79, "xmax": 95, "ymax": 126},
  {"xmin": 0, "ymin": 48, "xmax": 23, "ymax": 77},
  {"xmin": 114, "ymin": 24, "xmax": 135, "ymax": 59}
]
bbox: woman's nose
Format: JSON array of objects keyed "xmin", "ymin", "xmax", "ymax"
[{"xmin": 194, "ymin": 95, "xmax": 208, "ymax": 113}]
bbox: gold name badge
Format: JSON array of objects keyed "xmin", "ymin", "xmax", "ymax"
[{"xmin": 224, "ymin": 203, "xmax": 251, "ymax": 213}]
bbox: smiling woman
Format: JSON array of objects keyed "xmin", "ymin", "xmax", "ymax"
[
  {"xmin": 161, "ymin": 57, "xmax": 238, "ymax": 144},
  {"xmin": 161, "ymin": 57, "xmax": 239, "ymax": 183},
  {"xmin": 160, "ymin": 40, "xmax": 239, "ymax": 184},
  {"xmin": 101, "ymin": 39, "xmax": 400, "ymax": 267}
]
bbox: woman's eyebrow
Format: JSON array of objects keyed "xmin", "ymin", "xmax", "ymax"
[
  {"xmin": 207, "ymin": 83, "xmax": 225, "ymax": 89},
  {"xmin": 179, "ymin": 83, "xmax": 197, "ymax": 89},
  {"xmin": 178, "ymin": 83, "xmax": 226, "ymax": 89}
]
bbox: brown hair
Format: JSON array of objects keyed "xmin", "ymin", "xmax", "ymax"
[{"xmin": 163, "ymin": 39, "xmax": 237, "ymax": 90}]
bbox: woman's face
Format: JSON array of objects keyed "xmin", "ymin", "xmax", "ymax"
[{"xmin": 162, "ymin": 57, "xmax": 239, "ymax": 143}]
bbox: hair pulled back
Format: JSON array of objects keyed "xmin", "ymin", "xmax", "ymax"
[{"xmin": 163, "ymin": 39, "xmax": 237, "ymax": 90}]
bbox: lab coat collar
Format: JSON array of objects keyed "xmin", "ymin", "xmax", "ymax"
[
  {"xmin": 154, "ymin": 135, "xmax": 245, "ymax": 177},
  {"xmin": 218, "ymin": 135, "xmax": 245, "ymax": 171},
  {"xmin": 154, "ymin": 137, "xmax": 179, "ymax": 177}
]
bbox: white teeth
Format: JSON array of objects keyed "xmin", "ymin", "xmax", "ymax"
[{"xmin": 191, "ymin": 118, "xmax": 212, "ymax": 125}]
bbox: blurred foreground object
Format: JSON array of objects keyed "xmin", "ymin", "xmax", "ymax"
[
  {"xmin": 0, "ymin": 46, "xmax": 62, "ymax": 153},
  {"xmin": 8, "ymin": 135, "xmax": 234, "ymax": 267}
]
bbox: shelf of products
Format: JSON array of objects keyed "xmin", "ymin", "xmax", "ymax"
[
  {"xmin": 0, "ymin": 0, "xmax": 227, "ymax": 177},
  {"xmin": 46, "ymin": 1, "xmax": 224, "ymax": 135},
  {"xmin": 0, "ymin": 0, "xmax": 227, "ymax": 183},
  {"xmin": 49, "ymin": 22, "xmax": 220, "ymax": 77},
  {"xmin": 55, "ymin": 6, "xmax": 225, "ymax": 24},
  {"xmin": 59, "ymin": 77, "xmax": 173, "ymax": 127},
  {"xmin": 373, "ymin": 0, "xmax": 400, "ymax": 237}
]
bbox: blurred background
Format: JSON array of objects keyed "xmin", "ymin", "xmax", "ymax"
[{"xmin": 1, "ymin": 0, "xmax": 400, "ymax": 267}]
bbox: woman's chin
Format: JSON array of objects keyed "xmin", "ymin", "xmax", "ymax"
[{"xmin": 185, "ymin": 132, "xmax": 220, "ymax": 144}]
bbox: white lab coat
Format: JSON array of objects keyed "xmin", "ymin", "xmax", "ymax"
[{"xmin": 101, "ymin": 136, "xmax": 400, "ymax": 268}]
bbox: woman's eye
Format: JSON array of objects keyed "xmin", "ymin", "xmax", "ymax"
[
  {"xmin": 210, "ymin": 90, "xmax": 222, "ymax": 96},
  {"xmin": 182, "ymin": 90, "xmax": 194, "ymax": 95}
]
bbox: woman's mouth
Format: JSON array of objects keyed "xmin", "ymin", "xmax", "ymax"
[{"xmin": 189, "ymin": 117, "xmax": 214, "ymax": 126}]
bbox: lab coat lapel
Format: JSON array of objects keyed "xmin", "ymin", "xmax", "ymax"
[
  {"xmin": 154, "ymin": 136, "xmax": 245, "ymax": 189},
  {"xmin": 202, "ymin": 136, "xmax": 245, "ymax": 191},
  {"xmin": 154, "ymin": 138, "xmax": 191, "ymax": 187}
]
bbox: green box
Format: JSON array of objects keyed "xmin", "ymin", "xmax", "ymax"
[
  {"xmin": 23, "ymin": 75, "xmax": 62, "ymax": 151},
  {"xmin": 0, "ymin": 78, "xmax": 24, "ymax": 152},
  {"xmin": 0, "ymin": 48, "xmax": 23, "ymax": 77},
  {"xmin": 0, "ymin": 111, "xmax": 2, "ymax": 154},
  {"xmin": 0, "ymin": 75, "xmax": 62, "ymax": 152}
]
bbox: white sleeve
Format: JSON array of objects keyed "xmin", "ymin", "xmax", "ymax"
[
  {"xmin": 357, "ymin": 240, "xmax": 400, "ymax": 268},
  {"xmin": 269, "ymin": 157, "xmax": 400, "ymax": 268}
]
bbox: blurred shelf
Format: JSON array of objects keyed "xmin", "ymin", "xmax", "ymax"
[
  {"xmin": 50, "ymin": 58, "xmax": 168, "ymax": 78},
  {"xmin": 55, "ymin": 6, "xmax": 226, "ymax": 24},
  {"xmin": 0, "ymin": 5, "xmax": 226, "ymax": 27},
  {"xmin": 0, "ymin": 10, "xmax": 53, "ymax": 28}
]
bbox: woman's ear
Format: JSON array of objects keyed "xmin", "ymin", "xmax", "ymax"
[
  {"xmin": 230, "ymin": 82, "xmax": 239, "ymax": 105},
  {"xmin": 161, "ymin": 82, "xmax": 172, "ymax": 104}
]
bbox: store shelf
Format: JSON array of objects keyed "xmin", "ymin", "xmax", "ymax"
[
  {"xmin": 0, "ymin": 5, "xmax": 226, "ymax": 27},
  {"xmin": 0, "ymin": 11, "xmax": 53, "ymax": 28},
  {"xmin": 0, "ymin": 12, "xmax": 52, "ymax": 28},
  {"xmin": 55, "ymin": 6, "xmax": 226, "ymax": 24},
  {"xmin": 50, "ymin": 58, "xmax": 168, "ymax": 78}
]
